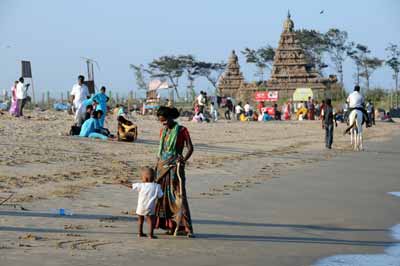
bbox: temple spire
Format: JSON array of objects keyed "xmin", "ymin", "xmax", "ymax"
[{"xmin": 283, "ymin": 11, "xmax": 294, "ymax": 32}]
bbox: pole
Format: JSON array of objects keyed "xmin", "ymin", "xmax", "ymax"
[
  {"xmin": 30, "ymin": 78, "xmax": 36, "ymax": 104},
  {"xmin": 91, "ymin": 63, "xmax": 94, "ymax": 82},
  {"xmin": 47, "ymin": 91, "xmax": 50, "ymax": 108},
  {"xmin": 86, "ymin": 60, "xmax": 90, "ymax": 80},
  {"xmin": 396, "ymin": 72, "xmax": 399, "ymax": 108}
]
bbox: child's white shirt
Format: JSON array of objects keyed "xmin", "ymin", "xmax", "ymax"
[{"xmin": 132, "ymin": 183, "xmax": 163, "ymax": 216}]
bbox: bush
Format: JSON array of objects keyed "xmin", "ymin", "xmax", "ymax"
[{"xmin": 364, "ymin": 88, "xmax": 387, "ymax": 102}]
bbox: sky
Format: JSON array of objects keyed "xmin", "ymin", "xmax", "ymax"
[{"xmin": 0, "ymin": 0, "xmax": 399, "ymax": 100}]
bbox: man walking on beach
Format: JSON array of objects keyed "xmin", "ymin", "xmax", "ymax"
[
  {"xmin": 322, "ymin": 99, "xmax": 337, "ymax": 149},
  {"xmin": 70, "ymin": 75, "xmax": 90, "ymax": 126},
  {"xmin": 16, "ymin": 77, "xmax": 30, "ymax": 116},
  {"xmin": 366, "ymin": 100, "xmax": 375, "ymax": 126}
]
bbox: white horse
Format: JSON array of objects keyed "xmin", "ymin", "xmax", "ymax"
[{"xmin": 344, "ymin": 109, "xmax": 364, "ymax": 151}]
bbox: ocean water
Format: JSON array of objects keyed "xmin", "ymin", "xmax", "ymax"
[
  {"xmin": 314, "ymin": 192, "xmax": 400, "ymax": 266},
  {"xmin": 389, "ymin": 192, "xmax": 400, "ymax": 198}
]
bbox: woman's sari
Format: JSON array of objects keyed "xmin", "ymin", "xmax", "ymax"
[
  {"xmin": 9, "ymin": 85, "xmax": 19, "ymax": 116},
  {"xmin": 155, "ymin": 123, "xmax": 194, "ymax": 234}
]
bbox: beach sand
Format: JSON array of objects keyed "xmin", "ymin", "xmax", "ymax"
[{"xmin": 0, "ymin": 110, "xmax": 399, "ymax": 266}]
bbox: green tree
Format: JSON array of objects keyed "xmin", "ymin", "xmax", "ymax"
[
  {"xmin": 347, "ymin": 42, "xmax": 362, "ymax": 85},
  {"xmin": 361, "ymin": 57, "xmax": 384, "ymax": 91},
  {"xmin": 129, "ymin": 64, "xmax": 152, "ymax": 91},
  {"xmin": 365, "ymin": 88, "xmax": 387, "ymax": 103},
  {"xmin": 325, "ymin": 28, "xmax": 352, "ymax": 86},
  {"xmin": 296, "ymin": 29, "xmax": 329, "ymax": 73},
  {"xmin": 149, "ymin": 56, "xmax": 185, "ymax": 99},
  {"xmin": 241, "ymin": 45, "xmax": 275, "ymax": 81},
  {"xmin": 193, "ymin": 61, "xmax": 226, "ymax": 96},
  {"xmin": 347, "ymin": 44, "xmax": 383, "ymax": 91},
  {"xmin": 179, "ymin": 55, "xmax": 198, "ymax": 101},
  {"xmin": 385, "ymin": 43, "xmax": 400, "ymax": 107}
]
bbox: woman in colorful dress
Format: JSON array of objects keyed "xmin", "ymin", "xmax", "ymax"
[
  {"xmin": 155, "ymin": 106, "xmax": 194, "ymax": 237},
  {"xmin": 9, "ymin": 81, "xmax": 19, "ymax": 117}
]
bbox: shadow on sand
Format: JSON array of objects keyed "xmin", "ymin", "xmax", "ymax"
[{"xmin": 0, "ymin": 210, "xmax": 393, "ymax": 247}]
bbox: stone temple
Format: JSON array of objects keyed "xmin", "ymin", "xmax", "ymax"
[
  {"xmin": 218, "ymin": 12, "xmax": 337, "ymax": 101},
  {"xmin": 217, "ymin": 50, "xmax": 245, "ymax": 98}
]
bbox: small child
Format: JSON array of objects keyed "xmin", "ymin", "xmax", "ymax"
[{"xmin": 123, "ymin": 167, "xmax": 163, "ymax": 239}]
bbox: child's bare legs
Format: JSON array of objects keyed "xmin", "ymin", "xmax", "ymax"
[
  {"xmin": 146, "ymin": 215, "xmax": 156, "ymax": 239},
  {"xmin": 137, "ymin": 215, "xmax": 147, "ymax": 237}
]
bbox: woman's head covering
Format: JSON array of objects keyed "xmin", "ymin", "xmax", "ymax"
[{"xmin": 157, "ymin": 106, "xmax": 180, "ymax": 120}]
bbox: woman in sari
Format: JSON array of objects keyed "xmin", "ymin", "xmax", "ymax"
[
  {"xmin": 155, "ymin": 106, "xmax": 194, "ymax": 238},
  {"xmin": 9, "ymin": 81, "xmax": 19, "ymax": 117}
]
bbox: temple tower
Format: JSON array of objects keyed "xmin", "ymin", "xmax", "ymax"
[
  {"xmin": 266, "ymin": 12, "xmax": 336, "ymax": 99},
  {"xmin": 218, "ymin": 50, "xmax": 245, "ymax": 98}
]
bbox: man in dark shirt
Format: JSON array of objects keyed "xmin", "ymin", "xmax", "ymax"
[
  {"xmin": 225, "ymin": 98, "xmax": 233, "ymax": 120},
  {"xmin": 322, "ymin": 99, "xmax": 337, "ymax": 149}
]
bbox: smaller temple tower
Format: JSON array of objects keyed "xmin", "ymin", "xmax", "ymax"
[{"xmin": 218, "ymin": 50, "xmax": 245, "ymax": 98}]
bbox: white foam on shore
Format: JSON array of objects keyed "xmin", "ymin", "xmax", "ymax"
[
  {"xmin": 388, "ymin": 192, "xmax": 400, "ymax": 197},
  {"xmin": 314, "ymin": 192, "xmax": 400, "ymax": 266}
]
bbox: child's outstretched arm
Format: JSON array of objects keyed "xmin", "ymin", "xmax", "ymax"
[{"xmin": 118, "ymin": 180, "xmax": 132, "ymax": 188}]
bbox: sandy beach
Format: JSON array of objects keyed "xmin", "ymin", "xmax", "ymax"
[{"xmin": 0, "ymin": 111, "xmax": 399, "ymax": 266}]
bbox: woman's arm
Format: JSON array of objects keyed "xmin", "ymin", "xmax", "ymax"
[{"xmin": 182, "ymin": 131, "xmax": 193, "ymax": 163}]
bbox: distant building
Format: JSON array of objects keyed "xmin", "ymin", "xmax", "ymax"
[
  {"xmin": 217, "ymin": 50, "xmax": 245, "ymax": 98},
  {"xmin": 218, "ymin": 12, "xmax": 338, "ymax": 101}
]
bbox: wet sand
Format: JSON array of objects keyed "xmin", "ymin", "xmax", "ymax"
[{"xmin": 0, "ymin": 111, "xmax": 399, "ymax": 265}]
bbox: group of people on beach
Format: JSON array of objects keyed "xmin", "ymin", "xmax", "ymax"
[
  {"xmin": 69, "ymin": 75, "xmax": 113, "ymax": 140},
  {"xmin": 69, "ymin": 75, "xmax": 140, "ymax": 141},
  {"xmin": 68, "ymin": 77, "xmax": 195, "ymax": 238}
]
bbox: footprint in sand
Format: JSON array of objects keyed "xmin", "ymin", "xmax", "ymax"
[
  {"xmin": 19, "ymin": 234, "xmax": 46, "ymax": 241},
  {"xmin": 64, "ymin": 224, "xmax": 86, "ymax": 230}
]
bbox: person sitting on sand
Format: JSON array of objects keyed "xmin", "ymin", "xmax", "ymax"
[
  {"xmin": 383, "ymin": 112, "xmax": 395, "ymax": 123},
  {"xmin": 80, "ymin": 100, "xmax": 96, "ymax": 124},
  {"xmin": 262, "ymin": 111, "xmax": 272, "ymax": 121},
  {"xmin": 69, "ymin": 104, "xmax": 94, "ymax": 136},
  {"xmin": 192, "ymin": 111, "xmax": 206, "ymax": 122},
  {"xmin": 122, "ymin": 167, "xmax": 163, "ymax": 239},
  {"xmin": 117, "ymin": 115, "xmax": 138, "ymax": 142},
  {"xmin": 79, "ymin": 110, "xmax": 109, "ymax": 140}
]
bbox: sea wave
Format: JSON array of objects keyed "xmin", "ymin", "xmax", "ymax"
[{"xmin": 313, "ymin": 192, "xmax": 400, "ymax": 266}]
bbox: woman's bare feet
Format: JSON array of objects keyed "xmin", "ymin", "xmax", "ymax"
[
  {"xmin": 138, "ymin": 233, "xmax": 147, "ymax": 238},
  {"xmin": 149, "ymin": 235, "xmax": 158, "ymax": 239}
]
